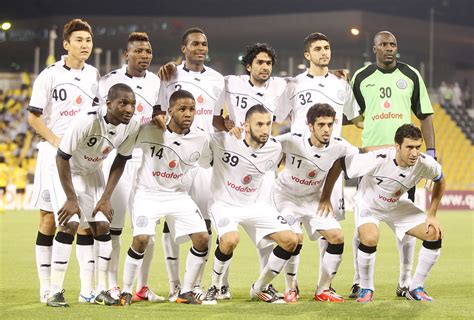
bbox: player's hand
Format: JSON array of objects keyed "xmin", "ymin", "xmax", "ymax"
[
  {"xmin": 58, "ymin": 199, "xmax": 80, "ymax": 226},
  {"xmin": 93, "ymin": 198, "xmax": 114, "ymax": 222},
  {"xmin": 424, "ymin": 179, "xmax": 434, "ymax": 192},
  {"xmin": 152, "ymin": 114, "xmax": 167, "ymax": 129},
  {"xmin": 158, "ymin": 62, "xmax": 177, "ymax": 81},
  {"xmin": 317, "ymin": 199, "xmax": 334, "ymax": 218},
  {"xmin": 228, "ymin": 127, "xmax": 243, "ymax": 139},
  {"xmin": 224, "ymin": 115, "xmax": 235, "ymax": 131},
  {"xmin": 330, "ymin": 69, "xmax": 349, "ymax": 81},
  {"xmin": 425, "ymin": 216, "xmax": 443, "ymax": 239}
]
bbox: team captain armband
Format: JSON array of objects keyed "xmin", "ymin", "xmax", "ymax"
[{"xmin": 57, "ymin": 149, "xmax": 72, "ymax": 160}]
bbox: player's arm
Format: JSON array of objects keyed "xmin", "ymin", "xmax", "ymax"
[
  {"xmin": 157, "ymin": 61, "xmax": 178, "ymax": 81},
  {"xmin": 318, "ymin": 158, "xmax": 343, "ymax": 217},
  {"xmin": 213, "ymin": 115, "xmax": 228, "ymax": 132},
  {"xmin": 425, "ymin": 175, "xmax": 445, "ymax": 239},
  {"xmin": 28, "ymin": 112, "xmax": 61, "ymax": 148},
  {"xmin": 420, "ymin": 114, "xmax": 436, "ymax": 156},
  {"xmin": 56, "ymin": 150, "xmax": 80, "ymax": 225}
]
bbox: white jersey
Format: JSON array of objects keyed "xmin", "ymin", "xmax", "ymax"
[
  {"xmin": 134, "ymin": 124, "xmax": 212, "ymax": 193},
  {"xmin": 217, "ymin": 75, "xmax": 287, "ymax": 127},
  {"xmin": 209, "ymin": 132, "xmax": 282, "ymax": 206},
  {"xmin": 343, "ymin": 147, "xmax": 443, "ymax": 211},
  {"xmin": 275, "ymin": 132, "xmax": 359, "ymax": 198},
  {"xmin": 99, "ymin": 65, "xmax": 160, "ymax": 126},
  {"xmin": 58, "ymin": 108, "xmax": 139, "ymax": 175},
  {"xmin": 157, "ymin": 63, "xmax": 225, "ymax": 133},
  {"xmin": 28, "ymin": 56, "xmax": 100, "ymax": 137},
  {"xmin": 274, "ymin": 71, "xmax": 360, "ymax": 136}
]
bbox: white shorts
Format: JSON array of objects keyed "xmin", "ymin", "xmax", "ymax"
[
  {"xmin": 184, "ymin": 166, "xmax": 212, "ymax": 220},
  {"xmin": 331, "ymin": 175, "xmax": 345, "ymax": 221},
  {"xmin": 354, "ymin": 198, "xmax": 426, "ymax": 241},
  {"xmin": 131, "ymin": 188, "xmax": 207, "ymax": 244},
  {"xmin": 272, "ymin": 189, "xmax": 341, "ymax": 241},
  {"xmin": 31, "ymin": 142, "xmax": 55, "ymax": 211},
  {"xmin": 102, "ymin": 150, "xmax": 140, "ymax": 230},
  {"xmin": 209, "ymin": 201, "xmax": 292, "ymax": 249},
  {"xmin": 50, "ymin": 168, "xmax": 108, "ymax": 229}
]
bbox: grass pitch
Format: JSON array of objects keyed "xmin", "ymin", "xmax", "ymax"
[{"xmin": 1, "ymin": 210, "xmax": 473, "ymax": 319}]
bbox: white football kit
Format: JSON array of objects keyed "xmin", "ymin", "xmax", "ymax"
[
  {"xmin": 99, "ymin": 66, "xmax": 160, "ymax": 229},
  {"xmin": 208, "ymin": 133, "xmax": 291, "ymax": 249},
  {"xmin": 29, "ymin": 56, "xmax": 100, "ymax": 211},
  {"xmin": 158, "ymin": 63, "xmax": 225, "ymax": 218},
  {"xmin": 274, "ymin": 71, "xmax": 361, "ymax": 220},
  {"xmin": 131, "ymin": 124, "xmax": 211, "ymax": 243},
  {"xmin": 272, "ymin": 133, "xmax": 359, "ymax": 239},
  {"xmin": 50, "ymin": 108, "xmax": 139, "ymax": 228},
  {"xmin": 343, "ymin": 148, "xmax": 443, "ymax": 240}
]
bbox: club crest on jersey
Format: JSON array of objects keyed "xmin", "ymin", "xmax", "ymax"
[
  {"xmin": 168, "ymin": 160, "xmax": 177, "ymax": 169},
  {"xmin": 241, "ymin": 174, "xmax": 252, "ymax": 185},
  {"xmin": 75, "ymin": 95, "xmax": 83, "ymax": 105},
  {"xmin": 307, "ymin": 170, "xmax": 317, "ymax": 179},
  {"xmin": 336, "ymin": 90, "xmax": 345, "ymax": 101},
  {"xmin": 102, "ymin": 146, "xmax": 112, "ymax": 155},
  {"xmin": 396, "ymin": 79, "xmax": 407, "ymax": 89},
  {"xmin": 218, "ymin": 217, "xmax": 230, "ymax": 227},
  {"xmin": 42, "ymin": 190, "xmax": 51, "ymax": 202},
  {"xmin": 360, "ymin": 209, "xmax": 372, "ymax": 218},
  {"xmin": 265, "ymin": 160, "xmax": 275, "ymax": 171},
  {"xmin": 284, "ymin": 215, "xmax": 296, "ymax": 226},
  {"xmin": 382, "ymin": 99, "xmax": 392, "ymax": 109},
  {"xmin": 135, "ymin": 216, "xmax": 148, "ymax": 228},
  {"xmin": 190, "ymin": 151, "xmax": 201, "ymax": 162},
  {"xmin": 136, "ymin": 103, "xmax": 144, "ymax": 113},
  {"xmin": 197, "ymin": 95, "xmax": 205, "ymax": 105},
  {"xmin": 393, "ymin": 189, "xmax": 403, "ymax": 197}
]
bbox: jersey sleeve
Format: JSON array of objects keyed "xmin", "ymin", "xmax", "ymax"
[
  {"xmin": 421, "ymin": 155, "xmax": 443, "ymax": 181},
  {"xmin": 98, "ymin": 75, "xmax": 109, "ymax": 104},
  {"xmin": 58, "ymin": 116, "xmax": 90, "ymax": 157},
  {"xmin": 156, "ymin": 81, "xmax": 169, "ymax": 112},
  {"xmin": 342, "ymin": 151, "xmax": 380, "ymax": 179},
  {"xmin": 198, "ymin": 133, "xmax": 213, "ymax": 168},
  {"xmin": 409, "ymin": 66, "xmax": 433, "ymax": 119},
  {"xmin": 28, "ymin": 68, "xmax": 53, "ymax": 114},
  {"xmin": 117, "ymin": 122, "xmax": 140, "ymax": 159},
  {"xmin": 214, "ymin": 77, "xmax": 227, "ymax": 116},
  {"xmin": 273, "ymin": 79, "xmax": 295, "ymax": 122},
  {"xmin": 342, "ymin": 81, "xmax": 361, "ymax": 120},
  {"xmin": 274, "ymin": 133, "xmax": 292, "ymax": 152},
  {"xmin": 339, "ymin": 137, "xmax": 360, "ymax": 156}
]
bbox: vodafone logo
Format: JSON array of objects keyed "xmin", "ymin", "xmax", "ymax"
[
  {"xmin": 241, "ymin": 174, "xmax": 252, "ymax": 184},
  {"xmin": 168, "ymin": 160, "xmax": 177, "ymax": 169},
  {"xmin": 195, "ymin": 108, "xmax": 213, "ymax": 115},
  {"xmin": 59, "ymin": 109, "xmax": 80, "ymax": 117},
  {"xmin": 137, "ymin": 103, "xmax": 144, "ymax": 113},
  {"xmin": 307, "ymin": 170, "xmax": 317, "ymax": 179},
  {"xmin": 197, "ymin": 95, "xmax": 204, "ymax": 105},
  {"xmin": 75, "ymin": 95, "xmax": 83, "ymax": 105},
  {"xmin": 378, "ymin": 194, "xmax": 398, "ymax": 203}
]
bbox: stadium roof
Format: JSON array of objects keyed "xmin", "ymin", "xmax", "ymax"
[{"xmin": 3, "ymin": 0, "xmax": 473, "ymax": 27}]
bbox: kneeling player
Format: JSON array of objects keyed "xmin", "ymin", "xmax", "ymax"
[
  {"xmin": 120, "ymin": 90, "xmax": 211, "ymax": 306},
  {"xmin": 272, "ymin": 103, "xmax": 359, "ymax": 302},
  {"xmin": 320, "ymin": 124, "xmax": 445, "ymax": 303},
  {"xmin": 47, "ymin": 84, "xmax": 140, "ymax": 307},
  {"xmin": 202, "ymin": 105, "xmax": 298, "ymax": 305}
]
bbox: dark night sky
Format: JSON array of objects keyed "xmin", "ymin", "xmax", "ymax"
[{"xmin": 2, "ymin": 0, "xmax": 473, "ymax": 27}]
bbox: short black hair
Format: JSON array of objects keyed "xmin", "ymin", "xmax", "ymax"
[
  {"xmin": 63, "ymin": 18, "xmax": 93, "ymax": 42},
  {"xmin": 107, "ymin": 83, "xmax": 134, "ymax": 101},
  {"xmin": 241, "ymin": 43, "xmax": 276, "ymax": 74},
  {"xmin": 128, "ymin": 32, "xmax": 150, "ymax": 44},
  {"xmin": 181, "ymin": 27, "xmax": 205, "ymax": 46},
  {"xmin": 306, "ymin": 103, "xmax": 336, "ymax": 125},
  {"xmin": 169, "ymin": 90, "xmax": 195, "ymax": 108},
  {"xmin": 245, "ymin": 104, "xmax": 269, "ymax": 122},
  {"xmin": 394, "ymin": 124, "xmax": 422, "ymax": 145},
  {"xmin": 304, "ymin": 32, "xmax": 329, "ymax": 52}
]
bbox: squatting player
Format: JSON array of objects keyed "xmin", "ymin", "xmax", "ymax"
[
  {"xmin": 27, "ymin": 18, "xmax": 99, "ymax": 304},
  {"xmin": 46, "ymin": 84, "xmax": 139, "ymax": 307}
]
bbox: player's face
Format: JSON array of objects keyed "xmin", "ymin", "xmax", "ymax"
[
  {"xmin": 304, "ymin": 40, "xmax": 331, "ymax": 68},
  {"xmin": 245, "ymin": 112, "xmax": 272, "ymax": 146},
  {"xmin": 126, "ymin": 41, "xmax": 153, "ymax": 74},
  {"xmin": 63, "ymin": 31, "xmax": 93, "ymax": 62},
  {"xmin": 309, "ymin": 116, "xmax": 334, "ymax": 146},
  {"xmin": 373, "ymin": 33, "xmax": 398, "ymax": 67},
  {"xmin": 107, "ymin": 90, "xmax": 136, "ymax": 125},
  {"xmin": 247, "ymin": 52, "xmax": 273, "ymax": 85},
  {"xmin": 181, "ymin": 33, "xmax": 208, "ymax": 65},
  {"xmin": 169, "ymin": 97, "xmax": 196, "ymax": 131},
  {"xmin": 396, "ymin": 137, "xmax": 422, "ymax": 167}
]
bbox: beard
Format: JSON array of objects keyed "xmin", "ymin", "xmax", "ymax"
[{"xmin": 250, "ymin": 127, "xmax": 268, "ymax": 145}]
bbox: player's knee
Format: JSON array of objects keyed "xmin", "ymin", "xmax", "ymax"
[
  {"xmin": 296, "ymin": 233, "xmax": 304, "ymax": 243},
  {"xmin": 192, "ymin": 232, "xmax": 209, "ymax": 251},
  {"xmin": 425, "ymin": 228, "xmax": 442, "ymax": 242},
  {"xmin": 39, "ymin": 212, "xmax": 56, "ymax": 234},
  {"xmin": 220, "ymin": 234, "xmax": 239, "ymax": 254},
  {"xmin": 62, "ymin": 221, "xmax": 79, "ymax": 236},
  {"xmin": 326, "ymin": 230, "xmax": 344, "ymax": 244},
  {"xmin": 359, "ymin": 233, "xmax": 378, "ymax": 247},
  {"xmin": 132, "ymin": 235, "xmax": 150, "ymax": 253},
  {"xmin": 279, "ymin": 232, "xmax": 298, "ymax": 252},
  {"xmin": 92, "ymin": 221, "xmax": 110, "ymax": 237}
]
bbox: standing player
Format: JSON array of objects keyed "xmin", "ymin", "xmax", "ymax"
[
  {"xmin": 202, "ymin": 105, "xmax": 298, "ymax": 305},
  {"xmin": 120, "ymin": 90, "xmax": 211, "ymax": 306},
  {"xmin": 272, "ymin": 103, "xmax": 360, "ymax": 303},
  {"xmin": 27, "ymin": 19, "xmax": 99, "ymax": 304},
  {"xmin": 213, "ymin": 43, "xmax": 287, "ymax": 299},
  {"xmin": 273, "ymin": 32, "xmax": 362, "ymax": 296},
  {"xmin": 99, "ymin": 32, "xmax": 164, "ymax": 302},
  {"xmin": 350, "ymin": 31, "xmax": 437, "ymax": 298},
  {"xmin": 46, "ymin": 83, "xmax": 140, "ymax": 307},
  {"xmin": 156, "ymin": 27, "xmax": 225, "ymax": 300},
  {"xmin": 320, "ymin": 124, "xmax": 445, "ymax": 303}
]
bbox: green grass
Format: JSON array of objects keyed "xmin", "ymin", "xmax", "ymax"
[{"xmin": 1, "ymin": 210, "xmax": 473, "ymax": 319}]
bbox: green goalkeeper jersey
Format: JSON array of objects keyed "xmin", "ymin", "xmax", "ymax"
[{"xmin": 351, "ymin": 62, "xmax": 433, "ymax": 147}]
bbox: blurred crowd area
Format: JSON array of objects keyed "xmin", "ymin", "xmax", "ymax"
[{"xmin": 438, "ymin": 81, "xmax": 472, "ymax": 110}]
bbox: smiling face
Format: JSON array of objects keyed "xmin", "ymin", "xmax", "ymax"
[
  {"xmin": 181, "ymin": 32, "xmax": 208, "ymax": 66},
  {"xmin": 126, "ymin": 40, "xmax": 153, "ymax": 75},
  {"xmin": 247, "ymin": 52, "xmax": 273, "ymax": 85},
  {"xmin": 63, "ymin": 30, "xmax": 93, "ymax": 65},
  {"xmin": 373, "ymin": 32, "xmax": 398, "ymax": 69}
]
